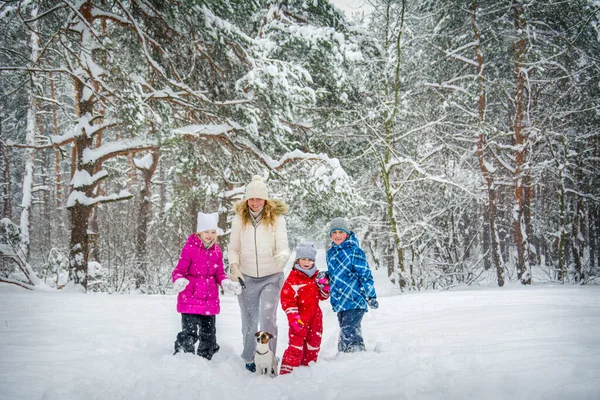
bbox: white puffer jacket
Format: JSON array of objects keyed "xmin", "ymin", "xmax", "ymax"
[{"xmin": 228, "ymin": 200, "xmax": 290, "ymax": 278}]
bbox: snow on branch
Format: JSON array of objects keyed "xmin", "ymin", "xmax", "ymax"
[
  {"xmin": 423, "ymin": 82, "xmax": 473, "ymax": 96},
  {"xmin": 51, "ymin": 114, "xmax": 115, "ymax": 143},
  {"xmin": 70, "ymin": 170, "xmax": 108, "ymax": 189},
  {"xmin": 67, "ymin": 189, "xmax": 133, "ymax": 209},
  {"xmin": 173, "ymin": 124, "xmax": 343, "ymax": 177},
  {"xmin": 387, "ymin": 151, "xmax": 478, "ymax": 197},
  {"xmin": 172, "ymin": 123, "xmax": 238, "ymax": 138},
  {"xmin": 133, "ymin": 153, "xmax": 154, "ymax": 170},
  {"xmin": 22, "ymin": 4, "xmax": 68, "ymax": 23},
  {"xmin": 392, "ymin": 116, "xmax": 447, "ymax": 142},
  {"xmin": 90, "ymin": 8, "xmax": 131, "ymax": 26},
  {"xmin": 234, "ymin": 134, "xmax": 347, "ymax": 174},
  {"xmin": 269, "ymin": 149, "xmax": 346, "ymax": 172},
  {"xmin": 82, "ymin": 138, "xmax": 157, "ymax": 165},
  {"xmin": 6, "ymin": 115, "xmax": 118, "ymax": 150}
]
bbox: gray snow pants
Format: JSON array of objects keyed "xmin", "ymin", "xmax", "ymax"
[{"xmin": 237, "ymin": 272, "xmax": 284, "ymax": 362}]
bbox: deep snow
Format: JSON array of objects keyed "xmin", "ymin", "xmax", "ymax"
[{"xmin": 1, "ymin": 252, "xmax": 599, "ymax": 400}]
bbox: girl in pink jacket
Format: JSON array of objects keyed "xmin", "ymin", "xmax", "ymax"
[{"xmin": 172, "ymin": 212, "xmax": 241, "ymax": 359}]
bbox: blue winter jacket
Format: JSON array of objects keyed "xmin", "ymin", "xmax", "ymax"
[{"xmin": 326, "ymin": 232, "xmax": 377, "ymax": 313}]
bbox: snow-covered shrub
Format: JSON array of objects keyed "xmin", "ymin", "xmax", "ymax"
[{"xmin": 40, "ymin": 248, "xmax": 69, "ymax": 288}]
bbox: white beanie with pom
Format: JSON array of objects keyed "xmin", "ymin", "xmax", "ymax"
[{"xmin": 244, "ymin": 175, "xmax": 269, "ymax": 200}]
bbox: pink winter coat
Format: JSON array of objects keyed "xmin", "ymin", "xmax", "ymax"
[{"xmin": 171, "ymin": 234, "xmax": 228, "ymax": 315}]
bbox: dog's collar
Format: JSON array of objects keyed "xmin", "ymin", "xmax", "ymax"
[{"xmin": 255, "ymin": 349, "xmax": 269, "ymax": 356}]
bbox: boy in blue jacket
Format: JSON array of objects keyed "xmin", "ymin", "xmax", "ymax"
[{"xmin": 326, "ymin": 217, "xmax": 379, "ymax": 353}]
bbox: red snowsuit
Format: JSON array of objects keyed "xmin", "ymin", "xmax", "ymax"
[{"xmin": 279, "ymin": 267, "xmax": 330, "ymax": 374}]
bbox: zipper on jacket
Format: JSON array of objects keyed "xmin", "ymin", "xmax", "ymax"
[{"xmin": 254, "ymin": 224, "xmax": 260, "ymax": 277}]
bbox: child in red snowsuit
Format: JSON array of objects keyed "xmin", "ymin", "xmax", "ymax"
[{"xmin": 279, "ymin": 243, "xmax": 330, "ymax": 375}]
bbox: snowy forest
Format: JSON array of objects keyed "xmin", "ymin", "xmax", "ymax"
[{"xmin": 1, "ymin": 0, "xmax": 599, "ymax": 293}]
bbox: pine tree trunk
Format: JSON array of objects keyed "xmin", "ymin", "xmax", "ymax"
[
  {"xmin": 68, "ymin": 44, "xmax": 95, "ymax": 289},
  {"xmin": 557, "ymin": 179, "xmax": 567, "ymax": 282},
  {"xmin": 383, "ymin": 173, "xmax": 406, "ymax": 288},
  {"xmin": 88, "ymin": 208, "xmax": 100, "ymax": 263},
  {"xmin": 20, "ymin": 102, "xmax": 36, "ymax": 262},
  {"xmin": 134, "ymin": 151, "xmax": 159, "ymax": 289},
  {"xmin": 20, "ymin": 8, "xmax": 42, "ymax": 262},
  {"xmin": 49, "ymin": 72, "xmax": 62, "ymax": 208},
  {"xmin": 482, "ymin": 206, "xmax": 491, "ymax": 271},
  {"xmin": 381, "ymin": 0, "xmax": 406, "ymax": 289},
  {"xmin": 594, "ymin": 204, "xmax": 600, "ymax": 269},
  {"xmin": 589, "ymin": 205, "xmax": 597, "ymax": 271},
  {"xmin": 0, "ymin": 137, "xmax": 12, "ymax": 219},
  {"xmin": 69, "ymin": 202, "xmax": 92, "ymax": 288},
  {"xmin": 384, "ymin": 237, "xmax": 396, "ymax": 284},
  {"xmin": 472, "ymin": 0, "xmax": 503, "ymax": 286},
  {"xmin": 512, "ymin": 0, "xmax": 531, "ymax": 285},
  {"xmin": 522, "ymin": 173, "xmax": 534, "ymax": 283},
  {"xmin": 571, "ymin": 196, "xmax": 584, "ymax": 282}
]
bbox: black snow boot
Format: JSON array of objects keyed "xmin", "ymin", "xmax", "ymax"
[
  {"xmin": 198, "ymin": 344, "xmax": 220, "ymax": 360},
  {"xmin": 174, "ymin": 332, "xmax": 196, "ymax": 355}
]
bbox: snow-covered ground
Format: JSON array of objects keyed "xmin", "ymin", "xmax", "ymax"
[{"xmin": 1, "ymin": 251, "xmax": 599, "ymax": 400}]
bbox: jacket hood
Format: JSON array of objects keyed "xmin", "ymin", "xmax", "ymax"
[{"xmin": 234, "ymin": 198, "xmax": 288, "ymax": 227}]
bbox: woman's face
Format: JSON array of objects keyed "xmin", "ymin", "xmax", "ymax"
[
  {"xmin": 199, "ymin": 229, "xmax": 217, "ymax": 243},
  {"xmin": 298, "ymin": 258, "xmax": 314, "ymax": 269},
  {"xmin": 247, "ymin": 198, "xmax": 265, "ymax": 212}
]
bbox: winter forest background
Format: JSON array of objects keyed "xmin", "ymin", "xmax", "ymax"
[{"xmin": 1, "ymin": 0, "xmax": 599, "ymax": 294}]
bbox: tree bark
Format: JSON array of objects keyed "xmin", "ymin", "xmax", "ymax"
[
  {"xmin": 0, "ymin": 138, "xmax": 11, "ymax": 219},
  {"xmin": 68, "ymin": 70, "xmax": 95, "ymax": 287},
  {"xmin": 20, "ymin": 11, "xmax": 42, "ymax": 262},
  {"xmin": 472, "ymin": 0, "xmax": 503, "ymax": 286},
  {"xmin": 589, "ymin": 204, "xmax": 597, "ymax": 271},
  {"xmin": 511, "ymin": 0, "xmax": 531, "ymax": 284},
  {"xmin": 381, "ymin": 0, "xmax": 406, "ymax": 289},
  {"xmin": 134, "ymin": 151, "xmax": 159, "ymax": 289},
  {"xmin": 49, "ymin": 72, "xmax": 63, "ymax": 208}
]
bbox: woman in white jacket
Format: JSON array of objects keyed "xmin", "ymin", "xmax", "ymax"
[{"xmin": 228, "ymin": 175, "xmax": 290, "ymax": 374}]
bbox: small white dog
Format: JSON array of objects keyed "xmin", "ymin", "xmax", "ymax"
[{"xmin": 254, "ymin": 331, "xmax": 277, "ymax": 377}]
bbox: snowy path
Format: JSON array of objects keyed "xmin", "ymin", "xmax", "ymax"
[{"xmin": 1, "ymin": 266, "xmax": 599, "ymax": 399}]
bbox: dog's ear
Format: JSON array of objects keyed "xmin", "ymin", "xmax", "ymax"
[
  {"xmin": 255, "ymin": 331, "xmax": 261, "ymax": 337},
  {"xmin": 268, "ymin": 333, "xmax": 273, "ymax": 340}
]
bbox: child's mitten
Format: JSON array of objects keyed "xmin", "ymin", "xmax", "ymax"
[
  {"xmin": 316, "ymin": 271, "xmax": 329, "ymax": 287},
  {"xmin": 221, "ymin": 279, "xmax": 243, "ymax": 295},
  {"xmin": 316, "ymin": 271, "xmax": 330, "ymax": 293},
  {"xmin": 173, "ymin": 278, "xmax": 189, "ymax": 292},
  {"xmin": 367, "ymin": 297, "xmax": 379, "ymax": 309},
  {"xmin": 289, "ymin": 314, "xmax": 305, "ymax": 333}
]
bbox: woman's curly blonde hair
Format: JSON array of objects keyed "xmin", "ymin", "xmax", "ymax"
[{"xmin": 234, "ymin": 199, "xmax": 288, "ymax": 228}]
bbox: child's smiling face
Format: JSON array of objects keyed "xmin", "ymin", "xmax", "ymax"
[
  {"xmin": 331, "ymin": 230, "xmax": 348, "ymax": 246},
  {"xmin": 199, "ymin": 229, "xmax": 217, "ymax": 243},
  {"xmin": 297, "ymin": 258, "xmax": 314, "ymax": 269}
]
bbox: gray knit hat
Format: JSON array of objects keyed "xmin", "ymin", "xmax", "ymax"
[
  {"xmin": 329, "ymin": 217, "xmax": 350, "ymax": 236},
  {"xmin": 295, "ymin": 243, "xmax": 317, "ymax": 260}
]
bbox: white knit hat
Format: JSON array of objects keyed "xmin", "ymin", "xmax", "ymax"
[
  {"xmin": 197, "ymin": 212, "xmax": 218, "ymax": 233},
  {"xmin": 244, "ymin": 175, "xmax": 269, "ymax": 200}
]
